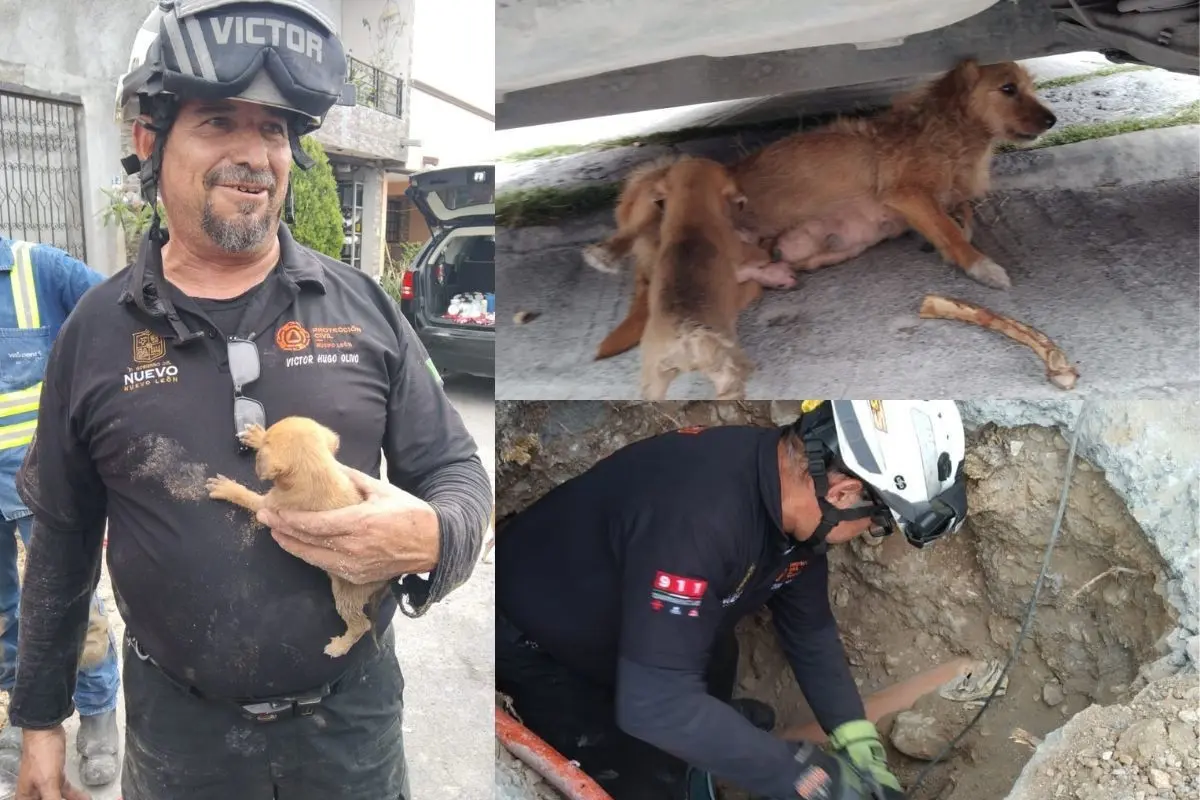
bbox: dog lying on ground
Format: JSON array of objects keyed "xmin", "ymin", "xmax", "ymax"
[
  {"xmin": 585, "ymin": 155, "xmax": 795, "ymax": 360},
  {"xmin": 587, "ymin": 59, "xmax": 1057, "ymax": 355},
  {"xmin": 207, "ymin": 417, "xmax": 389, "ymax": 658},
  {"xmin": 733, "ymin": 58, "xmax": 1057, "ymax": 288},
  {"xmin": 637, "ymin": 156, "xmax": 769, "ymax": 400}
]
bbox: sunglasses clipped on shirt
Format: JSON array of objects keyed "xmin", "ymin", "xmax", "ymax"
[{"xmin": 227, "ymin": 337, "xmax": 266, "ymax": 450}]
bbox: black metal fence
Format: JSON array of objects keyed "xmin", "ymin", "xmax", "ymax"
[
  {"xmin": 347, "ymin": 56, "xmax": 404, "ymax": 119},
  {"xmin": 0, "ymin": 87, "xmax": 87, "ymax": 260}
]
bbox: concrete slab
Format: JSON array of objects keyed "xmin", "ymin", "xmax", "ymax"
[{"xmin": 495, "ymin": 132, "xmax": 1200, "ymax": 401}]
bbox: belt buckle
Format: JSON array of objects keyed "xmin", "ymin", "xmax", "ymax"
[{"xmin": 239, "ymin": 691, "xmax": 327, "ymax": 723}]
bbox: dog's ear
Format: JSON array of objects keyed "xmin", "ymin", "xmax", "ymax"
[
  {"xmin": 650, "ymin": 178, "xmax": 667, "ymax": 210},
  {"xmin": 723, "ymin": 178, "xmax": 748, "ymax": 214},
  {"xmin": 953, "ymin": 58, "xmax": 981, "ymax": 89},
  {"xmin": 322, "ymin": 427, "xmax": 341, "ymax": 455}
]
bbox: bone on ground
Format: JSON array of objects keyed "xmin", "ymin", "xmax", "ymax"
[{"xmin": 918, "ymin": 295, "xmax": 1080, "ymax": 390}]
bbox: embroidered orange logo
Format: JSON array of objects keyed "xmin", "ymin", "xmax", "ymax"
[
  {"xmin": 275, "ymin": 321, "xmax": 310, "ymax": 352},
  {"xmin": 132, "ymin": 330, "xmax": 165, "ymax": 364},
  {"xmin": 677, "ymin": 426, "xmax": 706, "ymax": 435}
]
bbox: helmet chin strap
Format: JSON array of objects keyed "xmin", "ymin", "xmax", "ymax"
[{"xmin": 803, "ymin": 438, "xmax": 880, "ymax": 555}]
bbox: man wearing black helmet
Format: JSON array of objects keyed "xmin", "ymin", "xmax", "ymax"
[
  {"xmin": 496, "ymin": 401, "xmax": 968, "ymax": 800},
  {"xmin": 9, "ymin": 2, "xmax": 492, "ymax": 799}
]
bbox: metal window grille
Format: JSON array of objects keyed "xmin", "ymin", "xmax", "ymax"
[
  {"xmin": 347, "ymin": 56, "xmax": 404, "ymax": 118},
  {"xmin": 0, "ymin": 86, "xmax": 87, "ymax": 260}
]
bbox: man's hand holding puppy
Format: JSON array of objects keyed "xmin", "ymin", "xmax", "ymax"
[{"xmin": 258, "ymin": 465, "xmax": 441, "ymax": 584}]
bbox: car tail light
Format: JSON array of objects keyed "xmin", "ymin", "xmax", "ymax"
[{"xmin": 401, "ymin": 271, "xmax": 414, "ymax": 300}]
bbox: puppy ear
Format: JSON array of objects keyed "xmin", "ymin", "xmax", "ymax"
[
  {"xmin": 323, "ymin": 427, "xmax": 341, "ymax": 455},
  {"xmin": 650, "ymin": 178, "xmax": 667, "ymax": 210}
]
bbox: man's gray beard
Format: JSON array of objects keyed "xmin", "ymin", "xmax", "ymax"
[{"xmin": 201, "ymin": 200, "xmax": 273, "ymax": 252}]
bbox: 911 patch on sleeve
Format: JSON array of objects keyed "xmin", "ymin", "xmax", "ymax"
[
  {"xmin": 650, "ymin": 571, "xmax": 709, "ymax": 617},
  {"xmin": 675, "ymin": 425, "xmax": 707, "ymax": 435}
]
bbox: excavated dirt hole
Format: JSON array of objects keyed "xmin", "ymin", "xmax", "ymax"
[{"xmin": 494, "ymin": 402, "xmax": 1179, "ymax": 800}]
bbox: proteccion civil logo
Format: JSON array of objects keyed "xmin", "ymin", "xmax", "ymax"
[{"xmin": 275, "ymin": 321, "xmax": 311, "ymax": 352}]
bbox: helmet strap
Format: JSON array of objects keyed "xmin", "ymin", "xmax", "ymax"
[
  {"xmin": 803, "ymin": 437, "xmax": 883, "ymax": 555},
  {"xmin": 289, "ymin": 123, "xmax": 314, "ymax": 170}
]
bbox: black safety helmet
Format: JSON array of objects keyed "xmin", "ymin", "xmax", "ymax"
[{"xmin": 114, "ymin": 0, "xmax": 355, "ymax": 243}]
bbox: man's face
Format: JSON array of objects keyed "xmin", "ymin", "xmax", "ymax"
[{"xmin": 136, "ymin": 98, "xmax": 292, "ymax": 253}]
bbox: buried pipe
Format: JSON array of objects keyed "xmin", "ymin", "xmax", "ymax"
[{"xmin": 496, "ymin": 706, "xmax": 614, "ymax": 800}]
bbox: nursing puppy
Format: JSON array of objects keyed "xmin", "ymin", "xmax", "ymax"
[
  {"xmin": 639, "ymin": 156, "xmax": 763, "ymax": 400},
  {"xmin": 207, "ymin": 417, "xmax": 389, "ymax": 658},
  {"xmin": 734, "ymin": 59, "xmax": 1058, "ymax": 288},
  {"xmin": 588, "ymin": 156, "xmax": 794, "ymax": 360}
]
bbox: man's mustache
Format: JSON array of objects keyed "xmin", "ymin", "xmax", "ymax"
[{"xmin": 205, "ymin": 166, "xmax": 277, "ymax": 195}]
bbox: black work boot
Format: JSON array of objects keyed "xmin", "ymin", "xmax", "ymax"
[{"xmin": 76, "ymin": 709, "xmax": 119, "ymax": 787}]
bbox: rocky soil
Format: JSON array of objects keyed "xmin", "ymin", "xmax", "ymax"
[{"xmin": 1005, "ymin": 673, "xmax": 1200, "ymax": 800}]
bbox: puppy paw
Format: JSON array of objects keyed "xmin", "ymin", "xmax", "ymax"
[
  {"xmin": 581, "ymin": 244, "xmax": 621, "ymax": 274},
  {"xmin": 324, "ymin": 636, "xmax": 352, "ymax": 658},
  {"xmin": 207, "ymin": 475, "xmax": 239, "ymax": 501},
  {"xmin": 238, "ymin": 423, "xmax": 268, "ymax": 449},
  {"xmin": 966, "ymin": 257, "xmax": 1011, "ymax": 289},
  {"xmin": 756, "ymin": 263, "xmax": 797, "ymax": 290}
]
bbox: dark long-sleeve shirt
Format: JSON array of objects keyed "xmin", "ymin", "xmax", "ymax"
[
  {"xmin": 496, "ymin": 424, "xmax": 864, "ymax": 796},
  {"xmin": 11, "ymin": 224, "xmax": 491, "ymax": 727}
]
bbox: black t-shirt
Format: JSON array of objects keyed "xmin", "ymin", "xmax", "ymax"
[
  {"xmin": 189, "ymin": 272, "xmax": 274, "ymax": 339},
  {"xmin": 496, "ymin": 424, "xmax": 866, "ymax": 796},
  {"xmin": 18, "ymin": 225, "xmax": 481, "ymax": 699}
]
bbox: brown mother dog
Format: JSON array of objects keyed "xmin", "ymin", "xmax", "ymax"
[
  {"xmin": 735, "ymin": 58, "xmax": 1057, "ymax": 287},
  {"xmin": 592, "ymin": 59, "xmax": 1056, "ymax": 357}
]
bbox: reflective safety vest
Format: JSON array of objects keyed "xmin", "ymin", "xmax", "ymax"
[{"xmin": 0, "ymin": 240, "xmax": 42, "ymax": 451}]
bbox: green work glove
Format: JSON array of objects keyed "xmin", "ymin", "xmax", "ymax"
[{"xmin": 828, "ymin": 720, "xmax": 903, "ymax": 793}]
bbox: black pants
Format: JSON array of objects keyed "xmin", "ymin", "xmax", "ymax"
[
  {"xmin": 121, "ymin": 624, "xmax": 410, "ymax": 800},
  {"xmin": 496, "ymin": 614, "xmax": 739, "ymax": 800}
]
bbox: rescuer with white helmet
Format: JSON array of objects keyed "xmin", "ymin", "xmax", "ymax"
[{"xmin": 496, "ymin": 401, "xmax": 968, "ymax": 800}]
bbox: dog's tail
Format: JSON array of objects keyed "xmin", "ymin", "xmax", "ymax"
[{"xmin": 596, "ymin": 278, "xmax": 651, "ymax": 360}]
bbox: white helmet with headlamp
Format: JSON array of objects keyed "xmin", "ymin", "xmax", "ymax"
[{"xmin": 791, "ymin": 400, "xmax": 968, "ymax": 552}]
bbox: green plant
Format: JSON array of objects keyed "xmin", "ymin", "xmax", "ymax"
[
  {"xmin": 379, "ymin": 240, "xmax": 424, "ymax": 305},
  {"xmin": 98, "ymin": 187, "xmax": 167, "ymax": 264},
  {"xmin": 290, "ymin": 136, "xmax": 344, "ymax": 259}
]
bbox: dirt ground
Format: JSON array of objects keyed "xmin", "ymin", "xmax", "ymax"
[
  {"xmin": 494, "ymin": 401, "xmax": 1182, "ymax": 800},
  {"xmin": 1004, "ymin": 672, "xmax": 1199, "ymax": 800}
]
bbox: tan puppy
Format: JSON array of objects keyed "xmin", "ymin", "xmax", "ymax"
[
  {"xmin": 639, "ymin": 156, "xmax": 764, "ymax": 400},
  {"xmin": 589, "ymin": 157, "xmax": 794, "ymax": 360},
  {"xmin": 734, "ymin": 59, "xmax": 1057, "ymax": 288},
  {"xmin": 207, "ymin": 417, "xmax": 389, "ymax": 658}
]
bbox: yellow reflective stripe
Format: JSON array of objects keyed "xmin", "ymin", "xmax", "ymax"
[
  {"xmin": 0, "ymin": 419, "xmax": 36, "ymax": 450},
  {"xmin": 0, "ymin": 381, "xmax": 41, "ymax": 417},
  {"xmin": 8, "ymin": 240, "xmax": 41, "ymax": 330}
]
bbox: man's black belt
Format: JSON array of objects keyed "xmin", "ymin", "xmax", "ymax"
[{"xmin": 127, "ymin": 632, "xmax": 342, "ymax": 724}]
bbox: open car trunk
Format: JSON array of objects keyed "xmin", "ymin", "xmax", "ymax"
[{"xmin": 420, "ymin": 228, "xmax": 495, "ymax": 328}]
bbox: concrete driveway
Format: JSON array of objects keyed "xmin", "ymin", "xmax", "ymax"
[{"xmin": 30, "ymin": 376, "xmax": 496, "ymax": 800}]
